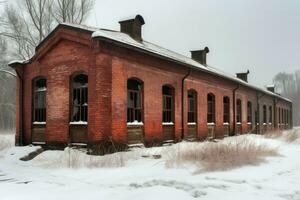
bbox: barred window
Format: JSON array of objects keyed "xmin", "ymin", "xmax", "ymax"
[
  {"xmin": 247, "ymin": 101, "xmax": 252, "ymax": 123},
  {"xmin": 236, "ymin": 99, "xmax": 242, "ymax": 123},
  {"xmin": 33, "ymin": 78, "xmax": 47, "ymax": 122},
  {"xmin": 207, "ymin": 93, "xmax": 215, "ymax": 123},
  {"xmin": 188, "ymin": 90, "xmax": 197, "ymax": 123},
  {"xmin": 71, "ymin": 74, "xmax": 88, "ymax": 122},
  {"xmin": 163, "ymin": 85, "xmax": 174, "ymax": 123},
  {"xmin": 263, "ymin": 105, "xmax": 267, "ymax": 123},
  {"xmin": 127, "ymin": 79, "xmax": 143, "ymax": 123},
  {"xmin": 223, "ymin": 96, "xmax": 230, "ymax": 123}
]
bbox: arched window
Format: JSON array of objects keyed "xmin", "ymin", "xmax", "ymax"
[
  {"xmin": 71, "ymin": 74, "xmax": 88, "ymax": 122},
  {"xmin": 33, "ymin": 78, "xmax": 47, "ymax": 122},
  {"xmin": 263, "ymin": 105, "xmax": 267, "ymax": 123},
  {"xmin": 269, "ymin": 106, "xmax": 272, "ymax": 123},
  {"xmin": 281, "ymin": 109, "xmax": 284, "ymax": 124},
  {"xmin": 247, "ymin": 101, "xmax": 252, "ymax": 123},
  {"xmin": 223, "ymin": 96, "xmax": 230, "ymax": 123},
  {"xmin": 188, "ymin": 90, "xmax": 197, "ymax": 123},
  {"xmin": 278, "ymin": 108, "xmax": 281, "ymax": 124},
  {"xmin": 127, "ymin": 79, "xmax": 143, "ymax": 123},
  {"xmin": 207, "ymin": 93, "xmax": 215, "ymax": 123},
  {"xmin": 162, "ymin": 85, "xmax": 174, "ymax": 123},
  {"xmin": 236, "ymin": 99, "xmax": 242, "ymax": 123}
]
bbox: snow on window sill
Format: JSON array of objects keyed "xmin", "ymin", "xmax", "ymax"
[
  {"xmin": 247, "ymin": 122, "xmax": 252, "ymax": 125},
  {"xmin": 236, "ymin": 122, "xmax": 242, "ymax": 125},
  {"xmin": 187, "ymin": 122, "xmax": 196, "ymax": 125},
  {"xmin": 69, "ymin": 121, "xmax": 88, "ymax": 125},
  {"xmin": 268, "ymin": 123, "xmax": 272, "ymax": 125},
  {"xmin": 33, "ymin": 122, "xmax": 46, "ymax": 125},
  {"xmin": 127, "ymin": 121, "xmax": 144, "ymax": 126},
  {"xmin": 263, "ymin": 123, "xmax": 267, "ymax": 125},
  {"xmin": 162, "ymin": 122, "xmax": 174, "ymax": 125},
  {"xmin": 207, "ymin": 122, "xmax": 215, "ymax": 126},
  {"xmin": 223, "ymin": 122, "xmax": 229, "ymax": 125}
]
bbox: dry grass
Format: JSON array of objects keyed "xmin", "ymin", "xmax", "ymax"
[
  {"xmin": 34, "ymin": 148, "xmax": 140, "ymax": 169},
  {"xmin": 0, "ymin": 134, "xmax": 14, "ymax": 151},
  {"xmin": 264, "ymin": 129, "xmax": 300, "ymax": 143},
  {"xmin": 165, "ymin": 137, "xmax": 279, "ymax": 172}
]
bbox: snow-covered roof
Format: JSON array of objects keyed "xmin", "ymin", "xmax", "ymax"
[{"xmin": 9, "ymin": 22, "xmax": 291, "ymax": 103}]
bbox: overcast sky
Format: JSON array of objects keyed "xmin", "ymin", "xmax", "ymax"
[{"xmin": 87, "ymin": 0, "xmax": 300, "ymax": 87}]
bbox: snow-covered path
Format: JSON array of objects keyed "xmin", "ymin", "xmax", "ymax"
[{"xmin": 0, "ymin": 129, "xmax": 300, "ymax": 200}]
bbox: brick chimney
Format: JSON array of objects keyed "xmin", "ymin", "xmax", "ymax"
[
  {"xmin": 236, "ymin": 70, "xmax": 250, "ymax": 82},
  {"xmin": 119, "ymin": 15, "xmax": 145, "ymax": 41},
  {"xmin": 191, "ymin": 47, "xmax": 210, "ymax": 65},
  {"xmin": 266, "ymin": 85, "xmax": 275, "ymax": 93}
]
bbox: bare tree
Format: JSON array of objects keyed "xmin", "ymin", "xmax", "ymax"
[
  {"xmin": 53, "ymin": 0, "xmax": 94, "ymax": 24},
  {"xmin": 0, "ymin": 0, "xmax": 94, "ymax": 59},
  {"xmin": 273, "ymin": 70, "xmax": 300, "ymax": 126}
]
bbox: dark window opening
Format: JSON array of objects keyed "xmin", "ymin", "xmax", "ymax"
[
  {"xmin": 127, "ymin": 79, "xmax": 143, "ymax": 123},
  {"xmin": 269, "ymin": 106, "xmax": 272, "ymax": 123},
  {"xmin": 223, "ymin": 96, "xmax": 230, "ymax": 123},
  {"xmin": 33, "ymin": 78, "xmax": 47, "ymax": 122},
  {"xmin": 207, "ymin": 93, "xmax": 215, "ymax": 123},
  {"xmin": 247, "ymin": 101, "xmax": 252, "ymax": 123},
  {"xmin": 263, "ymin": 105, "xmax": 267, "ymax": 123},
  {"xmin": 236, "ymin": 99, "xmax": 242, "ymax": 123},
  {"xmin": 163, "ymin": 85, "xmax": 174, "ymax": 123},
  {"xmin": 71, "ymin": 74, "xmax": 88, "ymax": 122},
  {"xmin": 188, "ymin": 90, "xmax": 197, "ymax": 123}
]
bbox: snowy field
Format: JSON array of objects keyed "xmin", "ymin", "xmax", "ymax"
[{"xmin": 0, "ymin": 128, "xmax": 300, "ymax": 200}]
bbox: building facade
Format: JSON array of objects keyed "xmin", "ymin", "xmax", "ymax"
[{"xmin": 9, "ymin": 15, "xmax": 293, "ymax": 150}]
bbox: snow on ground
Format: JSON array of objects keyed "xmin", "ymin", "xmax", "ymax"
[{"xmin": 0, "ymin": 128, "xmax": 300, "ymax": 200}]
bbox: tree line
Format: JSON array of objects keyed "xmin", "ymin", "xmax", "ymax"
[{"xmin": 273, "ymin": 70, "xmax": 300, "ymax": 126}]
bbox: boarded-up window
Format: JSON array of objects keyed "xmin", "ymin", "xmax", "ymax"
[
  {"xmin": 127, "ymin": 79, "xmax": 143, "ymax": 123},
  {"xmin": 163, "ymin": 85, "xmax": 174, "ymax": 123},
  {"xmin": 207, "ymin": 93, "xmax": 215, "ymax": 123},
  {"xmin": 71, "ymin": 74, "xmax": 88, "ymax": 122},
  {"xmin": 236, "ymin": 99, "xmax": 242, "ymax": 123},
  {"xmin": 188, "ymin": 90, "xmax": 197, "ymax": 123},
  {"xmin": 33, "ymin": 78, "xmax": 47, "ymax": 122},
  {"xmin": 223, "ymin": 96, "xmax": 230, "ymax": 123},
  {"xmin": 247, "ymin": 101, "xmax": 252, "ymax": 123}
]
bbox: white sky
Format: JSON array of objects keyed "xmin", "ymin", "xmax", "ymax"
[{"xmin": 87, "ymin": 0, "xmax": 300, "ymax": 87}]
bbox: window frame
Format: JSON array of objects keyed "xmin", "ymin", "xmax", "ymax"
[
  {"xmin": 207, "ymin": 93, "xmax": 215, "ymax": 123},
  {"xmin": 236, "ymin": 99, "xmax": 242, "ymax": 123},
  {"xmin": 162, "ymin": 85, "xmax": 174, "ymax": 123},
  {"xmin": 263, "ymin": 105, "xmax": 267, "ymax": 124},
  {"xmin": 223, "ymin": 96, "xmax": 230, "ymax": 123},
  {"xmin": 70, "ymin": 73, "xmax": 88, "ymax": 123},
  {"xmin": 247, "ymin": 101, "xmax": 252, "ymax": 123},
  {"xmin": 187, "ymin": 90, "xmax": 197, "ymax": 123},
  {"xmin": 32, "ymin": 77, "xmax": 47, "ymax": 123},
  {"xmin": 127, "ymin": 79, "xmax": 143, "ymax": 123}
]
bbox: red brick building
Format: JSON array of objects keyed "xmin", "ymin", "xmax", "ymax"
[{"xmin": 9, "ymin": 15, "xmax": 293, "ymax": 150}]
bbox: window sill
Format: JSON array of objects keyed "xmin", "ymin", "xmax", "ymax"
[
  {"xmin": 33, "ymin": 122, "xmax": 46, "ymax": 125},
  {"xmin": 187, "ymin": 122, "xmax": 196, "ymax": 125},
  {"xmin": 69, "ymin": 121, "xmax": 88, "ymax": 125},
  {"xmin": 236, "ymin": 122, "xmax": 242, "ymax": 125},
  {"xmin": 127, "ymin": 121, "xmax": 144, "ymax": 126},
  {"xmin": 162, "ymin": 122, "xmax": 174, "ymax": 126},
  {"xmin": 207, "ymin": 122, "xmax": 215, "ymax": 126},
  {"xmin": 247, "ymin": 122, "xmax": 252, "ymax": 125},
  {"xmin": 223, "ymin": 122, "xmax": 229, "ymax": 125}
]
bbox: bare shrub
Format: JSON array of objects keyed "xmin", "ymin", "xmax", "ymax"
[
  {"xmin": 35, "ymin": 148, "xmax": 140, "ymax": 169},
  {"xmin": 0, "ymin": 134, "xmax": 14, "ymax": 151},
  {"xmin": 165, "ymin": 138, "xmax": 278, "ymax": 172},
  {"xmin": 283, "ymin": 130, "xmax": 300, "ymax": 143},
  {"xmin": 264, "ymin": 129, "xmax": 300, "ymax": 143},
  {"xmin": 264, "ymin": 130, "xmax": 284, "ymax": 139}
]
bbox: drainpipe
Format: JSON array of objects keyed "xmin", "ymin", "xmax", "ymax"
[
  {"xmin": 232, "ymin": 84, "xmax": 240, "ymax": 136},
  {"xmin": 181, "ymin": 69, "xmax": 192, "ymax": 140}
]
